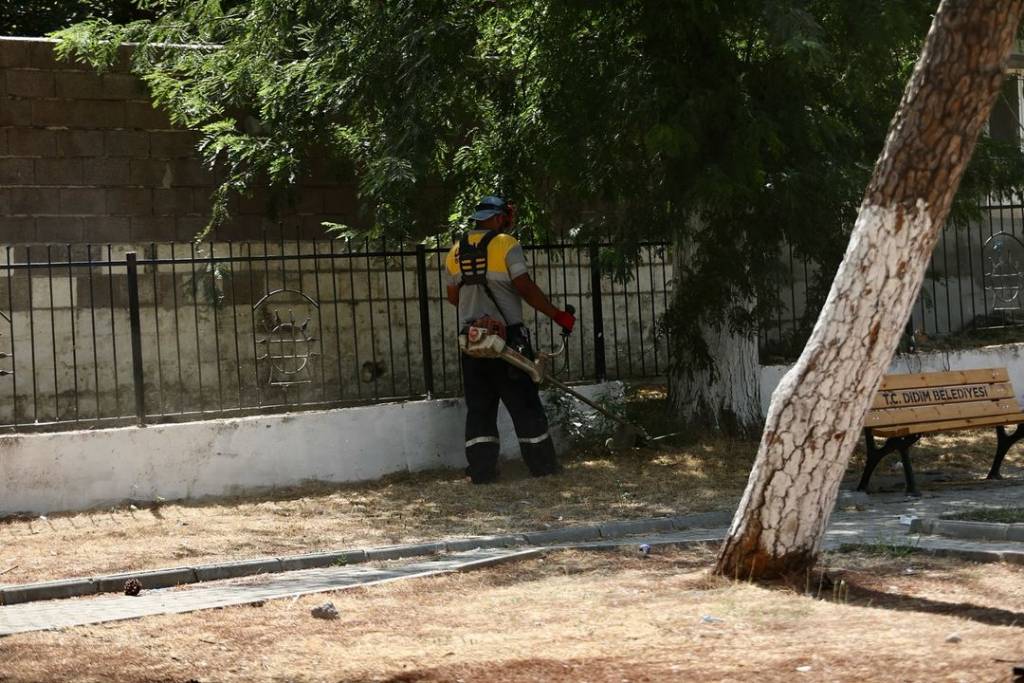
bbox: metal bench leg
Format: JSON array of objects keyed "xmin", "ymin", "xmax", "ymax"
[
  {"xmin": 858, "ymin": 430, "xmax": 883, "ymax": 492},
  {"xmin": 988, "ymin": 424, "xmax": 1024, "ymax": 480},
  {"xmin": 858, "ymin": 430, "xmax": 921, "ymax": 494},
  {"xmin": 858, "ymin": 430, "xmax": 896, "ymax": 492},
  {"xmin": 898, "ymin": 440, "xmax": 921, "ymax": 497}
]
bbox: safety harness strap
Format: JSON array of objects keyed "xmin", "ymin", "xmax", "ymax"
[{"xmin": 457, "ymin": 230, "xmax": 512, "ymax": 324}]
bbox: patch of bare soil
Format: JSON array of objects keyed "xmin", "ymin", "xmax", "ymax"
[{"xmin": 1, "ymin": 547, "xmax": 1022, "ymax": 682}]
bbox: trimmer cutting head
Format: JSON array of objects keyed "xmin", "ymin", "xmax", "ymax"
[{"xmin": 605, "ymin": 422, "xmax": 648, "ymax": 450}]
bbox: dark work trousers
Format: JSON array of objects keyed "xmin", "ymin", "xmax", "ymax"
[{"xmin": 461, "ymin": 332, "xmax": 560, "ymax": 484}]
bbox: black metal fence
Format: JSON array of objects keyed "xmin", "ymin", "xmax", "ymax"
[
  {"xmin": 759, "ymin": 201, "xmax": 1024, "ymax": 362},
  {"xmin": 0, "ymin": 238, "xmax": 671, "ymax": 432}
]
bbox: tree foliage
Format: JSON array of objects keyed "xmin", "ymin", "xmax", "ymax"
[{"xmin": 53, "ymin": 0, "xmax": 1024, "ymax": 373}]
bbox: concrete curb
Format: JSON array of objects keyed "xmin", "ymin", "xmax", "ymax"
[
  {"xmin": 916, "ymin": 517, "xmax": 1024, "ymax": 542},
  {"xmin": 3, "ymin": 515, "xmax": 1020, "ymax": 607},
  {"xmin": 0, "ymin": 512, "xmax": 727, "ymax": 606}
]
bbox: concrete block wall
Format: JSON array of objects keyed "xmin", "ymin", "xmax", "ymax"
[{"xmin": 0, "ymin": 37, "xmax": 360, "ymax": 244}]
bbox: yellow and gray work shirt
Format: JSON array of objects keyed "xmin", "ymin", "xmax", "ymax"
[{"xmin": 445, "ymin": 230, "xmax": 529, "ymax": 326}]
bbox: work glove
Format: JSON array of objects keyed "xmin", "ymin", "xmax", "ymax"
[{"xmin": 554, "ymin": 309, "xmax": 576, "ymax": 334}]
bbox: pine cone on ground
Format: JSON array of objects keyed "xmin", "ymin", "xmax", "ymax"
[{"xmin": 123, "ymin": 578, "xmax": 142, "ymax": 596}]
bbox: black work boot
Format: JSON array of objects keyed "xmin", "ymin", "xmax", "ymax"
[{"xmin": 523, "ymin": 448, "xmax": 562, "ymax": 477}]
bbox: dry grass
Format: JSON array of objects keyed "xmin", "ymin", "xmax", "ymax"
[
  {"xmin": 2, "ymin": 546, "xmax": 1023, "ymax": 682},
  {"xmin": 0, "ymin": 437, "xmax": 755, "ymax": 584},
  {"xmin": 2, "ymin": 417, "xmax": 1020, "ymax": 586}
]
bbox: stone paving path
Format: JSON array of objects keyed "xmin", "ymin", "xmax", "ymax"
[
  {"xmin": 0, "ymin": 548, "xmax": 545, "ymax": 636},
  {"xmin": 2, "ymin": 481, "xmax": 1021, "ymax": 637}
]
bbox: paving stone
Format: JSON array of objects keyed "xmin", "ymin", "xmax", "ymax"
[
  {"xmin": 598, "ymin": 518, "xmax": 674, "ymax": 538},
  {"xmin": 0, "ymin": 579, "xmax": 96, "ymax": 605},
  {"xmin": 835, "ymin": 490, "xmax": 871, "ymax": 509},
  {"xmin": 94, "ymin": 568, "xmax": 197, "ymax": 594},
  {"xmin": 193, "ymin": 558, "xmax": 283, "ymax": 582},
  {"xmin": 522, "ymin": 525, "xmax": 602, "ymax": 545},
  {"xmin": 668, "ymin": 511, "xmax": 734, "ymax": 530},
  {"xmin": 443, "ymin": 535, "xmax": 525, "ymax": 552},
  {"xmin": 364, "ymin": 542, "xmax": 445, "ymax": 562},
  {"xmin": 278, "ymin": 550, "xmax": 367, "ymax": 572}
]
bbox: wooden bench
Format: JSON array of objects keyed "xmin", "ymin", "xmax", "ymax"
[{"xmin": 858, "ymin": 368, "xmax": 1024, "ymax": 496}]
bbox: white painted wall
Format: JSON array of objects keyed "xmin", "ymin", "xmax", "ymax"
[
  {"xmin": 759, "ymin": 343, "xmax": 1024, "ymax": 415},
  {"xmin": 0, "ymin": 381, "xmax": 622, "ymax": 515}
]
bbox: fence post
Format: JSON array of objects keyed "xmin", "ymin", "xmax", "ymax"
[
  {"xmin": 415, "ymin": 244, "xmax": 436, "ymax": 397},
  {"xmin": 126, "ymin": 252, "xmax": 147, "ymax": 426},
  {"xmin": 589, "ymin": 243, "xmax": 607, "ymax": 382}
]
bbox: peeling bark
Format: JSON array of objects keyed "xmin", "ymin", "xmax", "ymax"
[{"xmin": 716, "ymin": 0, "xmax": 1024, "ymax": 579}]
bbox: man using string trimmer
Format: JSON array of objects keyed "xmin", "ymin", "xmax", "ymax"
[{"xmin": 445, "ymin": 195, "xmax": 576, "ymax": 484}]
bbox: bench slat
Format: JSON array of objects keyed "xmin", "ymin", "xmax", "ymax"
[
  {"xmin": 877, "ymin": 368, "xmax": 1007, "ymax": 391},
  {"xmin": 866, "ymin": 398, "xmax": 1021, "ymax": 429},
  {"xmin": 873, "ymin": 411, "xmax": 1024, "ymax": 437},
  {"xmin": 870, "ymin": 381, "xmax": 1015, "ymax": 409}
]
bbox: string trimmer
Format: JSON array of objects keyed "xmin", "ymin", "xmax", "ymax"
[{"xmin": 459, "ymin": 305, "xmax": 681, "ymax": 450}]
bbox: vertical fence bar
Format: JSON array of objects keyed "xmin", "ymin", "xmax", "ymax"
[
  {"xmin": 434, "ymin": 237, "xmax": 448, "ymax": 393},
  {"xmin": 150, "ymin": 243, "xmax": 165, "ymax": 416},
  {"xmin": 365, "ymin": 239, "xmax": 380, "ymax": 398},
  {"xmin": 87, "ymin": 245, "xmax": 100, "ymax": 421},
  {"xmin": 209, "ymin": 242, "xmax": 224, "ymax": 412},
  {"xmin": 6, "ymin": 246, "xmax": 18, "ymax": 428},
  {"xmin": 189, "ymin": 243, "xmax": 204, "ymax": 412},
  {"xmin": 227, "ymin": 241, "xmax": 243, "ymax": 408},
  {"xmin": 634, "ymin": 255, "xmax": 646, "ymax": 376},
  {"xmin": 247, "ymin": 242, "xmax": 262, "ymax": 406},
  {"xmin": 588, "ymin": 243, "xmax": 607, "ymax": 382},
  {"xmin": 381, "ymin": 237, "xmax": 397, "ymax": 397},
  {"xmin": 346, "ymin": 240, "xmax": 362, "ymax": 398},
  {"xmin": 46, "ymin": 246, "xmax": 59, "ymax": 420},
  {"xmin": 27, "ymin": 248, "xmax": 38, "ymax": 421},
  {"xmin": 954, "ymin": 222, "xmax": 965, "ymax": 331},
  {"xmin": 170, "ymin": 243, "xmax": 184, "ymax": 413},
  {"xmin": 559, "ymin": 240, "xmax": 572, "ymax": 378},
  {"xmin": 608, "ymin": 268, "xmax": 620, "ymax": 378},
  {"xmin": 647, "ymin": 246, "xmax": 659, "ymax": 374},
  {"xmin": 311, "ymin": 240, "xmax": 327, "ymax": 402},
  {"xmin": 328, "ymin": 239, "xmax": 343, "ymax": 399},
  {"xmin": 575, "ymin": 245, "xmax": 586, "ymax": 378},
  {"xmin": 106, "ymin": 245, "xmax": 120, "ymax": 417},
  {"xmin": 399, "ymin": 243, "xmax": 414, "ymax": 395},
  {"xmin": 415, "ymin": 243, "xmax": 435, "ymax": 397},
  {"xmin": 66, "ymin": 245, "xmax": 80, "ymax": 422},
  {"xmin": 661, "ymin": 244, "xmax": 672, "ymax": 370},
  {"xmin": 126, "ymin": 252, "xmax": 146, "ymax": 426}
]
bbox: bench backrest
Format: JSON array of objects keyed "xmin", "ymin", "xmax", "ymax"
[{"xmin": 865, "ymin": 368, "xmax": 1020, "ymax": 433}]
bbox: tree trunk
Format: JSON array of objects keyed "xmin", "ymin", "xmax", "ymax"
[
  {"xmin": 716, "ymin": 0, "xmax": 1024, "ymax": 580},
  {"xmin": 670, "ymin": 223, "xmax": 763, "ymax": 434},
  {"xmin": 670, "ymin": 315, "xmax": 762, "ymax": 434}
]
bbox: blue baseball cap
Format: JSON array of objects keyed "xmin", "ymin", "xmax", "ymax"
[{"xmin": 469, "ymin": 195, "xmax": 508, "ymax": 221}]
